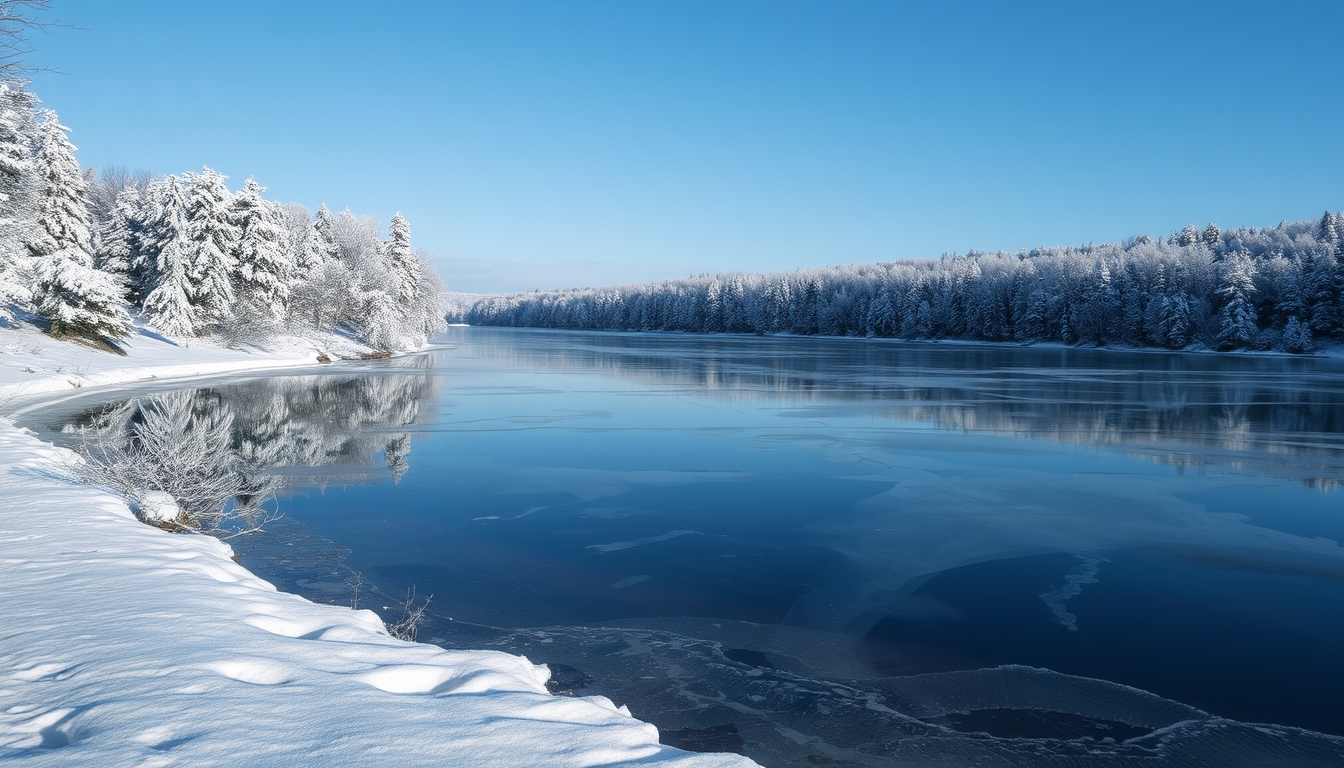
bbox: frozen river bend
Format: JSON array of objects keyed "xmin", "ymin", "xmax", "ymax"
[
  {"xmin": 9, "ymin": 326, "xmax": 1344, "ymax": 766},
  {"xmin": 0, "ymin": 327, "xmax": 750, "ymax": 767}
]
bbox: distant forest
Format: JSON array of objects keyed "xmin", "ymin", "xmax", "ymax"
[{"xmin": 465, "ymin": 214, "xmax": 1344, "ymax": 354}]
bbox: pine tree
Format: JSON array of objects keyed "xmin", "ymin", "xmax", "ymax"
[
  {"xmin": 1078, "ymin": 260, "xmax": 1116, "ymax": 344},
  {"xmin": 1177, "ymin": 224, "xmax": 1200, "ymax": 247},
  {"xmin": 0, "ymin": 81, "xmax": 35, "ymax": 310},
  {"xmin": 1216, "ymin": 252, "xmax": 1259, "ymax": 349},
  {"xmin": 1281, "ymin": 316, "xmax": 1315, "ymax": 354},
  {"xmin": 1148, "ymin": 263, "xmax": 1191, "ymax": 349},
  {"xmin": 303, "ymin": 203, "xmax": 338, "ymax": 274},
  {"xmin": 0, "ymin": 82, "xmax": 32, "ymax": 204},
  {"xmin": 1305, "ymin": 251, "xmax": 1340, "ymax": 338},
  {"xmin": 231, "ymin": 178, "xmax": 291, "ymax": 322},
  {"xmin": 1202, "ymin": 223, "xmax": 1220, "ymax": 250},
  {"xmin": 865, "ymin": 287, "xmax": 896, "ymax": 336},
  {"xmin": 27, "ymin": 111, "xmax": 131, "ymax": 340},
  {"xmin": 702, "ymin": 279, "xmax": 724, "ymax": 332},
  {"xmin": 183, "ymin": 168, "xmax": 237, "ymax": 325},
  {"xmin": 95, "ymin": 185, "xmax": 143, "ymax": 299},
  {"xmin": 140, "ymin": 176, "xmax": 199, "ymax": 336},
  {"xmin": 383, "ymin": 212, "xmax": 419, "ymax": 304},
  {"xmin": 1320, "ymin": 211, "xmax": 1340, "ymax": 247}
]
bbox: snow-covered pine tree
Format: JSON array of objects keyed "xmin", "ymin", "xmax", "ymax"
[
  {"xmin": 702, "ymin": 278, "xmax": 724, "ymax": 332},
  {"xmin": 1281, "ymin": 316, "xmax": 1315, "ymax": 354},
  {"xmin": 278, "ymin": 202, "xmax": 313, "ymax": 275},
  {"xmin": 1177, "ymin": 224, "xmax": 1200, "ymax": 247},
  {"xmin": 383, "ymin": 212, "xmax": 419, "ymax": 304},
  {"xmin": 231, "ymin": 178, "xmax": 291, "ymax": 323},
  {"xmin": 1305, "ymin": 250, "xmax": 1340, "ymax": 339},
  {"xmin": 1145, "ymin": 262, "xmax": 1193, "ymax": 349},
  {"xmin": 140, "ymin": 176, "xmax": 199, "ymax": 336},
  {"xmin": 0, "ymin": 80, "xmax": 35, "ymax": 311},
  {"xmin": 1202, "ymin": 223, "xmax": 1220, "ymax": 250},
  {"xmin": 96, "ymin": 185, "xmax": 143, "ymax": 300},
  {"xmin": 27, "ymin": 110, "xmax": 131, "ymax": 340},
  {"xmin": 1215, "ymin": 252, "xmax": 1259, "ymax": 349},
  {"xmin": 1320, "ymin": 211, "xmax": 1340, "ymax": 248},
  {"xmin": 0, "ymin": 82, "xmax": 32, "ymax": 204},
  {"xmin": 865, "ymin": 287, "xmax": 896, "ymax": 336},
  {"xmin": 183, "ymin": 168, "xmax": 237, "ymax": 326},
  {"xmin": 305, "ymin": 203, "xmax": 338, "ymax": 272}
]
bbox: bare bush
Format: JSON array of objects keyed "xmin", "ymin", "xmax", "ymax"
[{"xmin": 385, "ymin": 586, "xmax": 432, "ymax": 642}]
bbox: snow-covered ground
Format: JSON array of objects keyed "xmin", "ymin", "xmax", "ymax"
[
  {"xmin": 0, "ymin": 324, "xmax": 754, "ymax": 766},
  {"xmin": 0, "ymin": 321, "xmax": 371, "ymax": 411}
]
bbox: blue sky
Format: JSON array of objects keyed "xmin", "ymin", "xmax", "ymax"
[{"xmin": 28, "ymin": 0, "xmax": 1344, "ymax": 293}]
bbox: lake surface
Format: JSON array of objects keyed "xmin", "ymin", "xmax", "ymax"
[{"xmin": 30, "ymin": 328, "xmax": 1344, "ymax": 766}]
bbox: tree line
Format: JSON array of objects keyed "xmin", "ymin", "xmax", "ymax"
[
  {"xmin": 0, "ymin": 81, "xmax": 446, "ymax": 350},
  {"xmin": 465, "ymin": 216, "xmax": 1344, "ymax": 353}
]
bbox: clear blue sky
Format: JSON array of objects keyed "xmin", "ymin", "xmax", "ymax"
[{"xmin": 27, "ymin": 0, "xmax": 1344, "ymax": 293}]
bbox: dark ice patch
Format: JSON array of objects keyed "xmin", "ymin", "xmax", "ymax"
[
  {"xmin": 723, "ymin": 648, "xmax": 775, "ymax": 669},
  {"xmin": 661, "ymin": 723, "xmax": 746, "ymax": 754}
]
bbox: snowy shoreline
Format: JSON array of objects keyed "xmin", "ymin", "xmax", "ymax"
[{"xmin": 0, "ymin": 326, "xmax": 753, "ymax": 766}]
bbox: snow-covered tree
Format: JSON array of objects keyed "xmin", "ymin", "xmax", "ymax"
[
  {"xmin": 139, "ymin": 176, "xmax": 199, "ymax": 336},
  {"xmin": 95, "ymin": 184, "xmax": 142, "ymax": 298},
  {"xmin": 230, "ymin": 178, "xmax": 291, "ymax": 322},
  {"xmin": 384, "ymin": 212, "xmax": 419, "ymax": 303},
  {"xmin": 1215, "ymin": 252, "xmax": 1259, "ymax": 349},
  {"xmin": 1202, "ymin": 223, "xmax": 1220, "ymax": 250},
  {"xmin": 27, "ymin": 110, "xmax": 130, "ymax": 340},
  {"xmin": 0, "ymin": 80, "xmax": 34, "ymax": 310},
  {"xmin": 183, "ymin": 168, "xmax": 237, "ymax": 325},
  {"xmin": 278, "ymin": 202, "xmax": 312, "ymax": 273},
  {"xmin": 1281, "ymin": 316, "xmax": 1314, "ymax": 354},
  {"xmin": 1177, "ymin": 223, "xmax": 1200, "ymax": 247},
  {"xmin": 305, "ymin": 203, "xmax": 338, "ymax": 272},
  {"xmin": 1305, "ymin": 251, "xmax": 1339, "ymax": 338},
  {"xmin": 86, "ymin": 165, "xmax": 152, "ymax": 231}
]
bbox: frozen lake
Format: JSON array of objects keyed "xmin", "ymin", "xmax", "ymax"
[{"xmin": 33, "ymin": 327, "xmax": 1344, "ymax": 766}]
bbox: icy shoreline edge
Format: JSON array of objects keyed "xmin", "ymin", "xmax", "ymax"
[{"xmin": 0, "ymin": 328, "xmax": 753, "ymax": 766}]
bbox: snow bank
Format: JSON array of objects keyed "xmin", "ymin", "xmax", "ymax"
[
  {"xmin": 0, "ymin": 323, "xmax": 369, "ymax": 411},
  {"xmin": 0, "ymin": 327, "xmax": 754, "ymax": 766}
]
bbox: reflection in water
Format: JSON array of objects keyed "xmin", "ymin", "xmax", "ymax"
[
  {"xmin": 72, "ymin": 392, "xmax": 281, "ymax": 531},
  {"xmin": 456, "ymin": 330, "xmax": 1344, "ymax": 487},
  {"xmin": 30, "ymin": 329, "xmax": 1344, "ymax": 767},
  {"xmin": 57, "ymin": 361, "xmax": 441, "ymax": 531}
]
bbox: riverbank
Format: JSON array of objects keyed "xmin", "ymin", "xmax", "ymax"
[{"xmin": 0, "ymin": 324, "xmax": 753, "ymax": 766}]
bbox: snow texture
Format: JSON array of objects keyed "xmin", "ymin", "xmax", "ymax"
[{"xmin": 0, "ymin": 328, "xmax": 754, "ymax": 766}]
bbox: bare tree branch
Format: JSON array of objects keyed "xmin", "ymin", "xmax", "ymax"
[{"xmin": 0, "ymin": 0, "xmax": 58, "ymax": 77}]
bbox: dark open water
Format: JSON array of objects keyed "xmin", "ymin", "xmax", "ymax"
[{"xmin": 30, "ymin": 328, "xmax": 1344, "ymax": 766}]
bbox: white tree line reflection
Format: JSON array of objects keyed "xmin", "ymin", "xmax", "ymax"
[
  {"xmin": 69, "ymin": 367, "xmax": 440, "ymax": 533},
  {"xmin": 458, "ymin": 332, "xmax": 1344, "ymax": 487}
]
